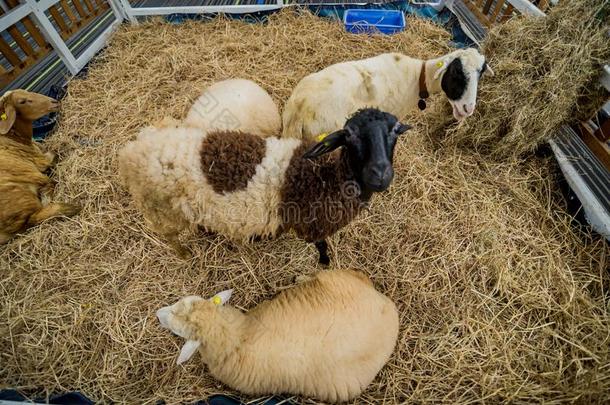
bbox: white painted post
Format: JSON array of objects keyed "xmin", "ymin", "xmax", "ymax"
[
  {"xmin": 113, "ymin": 0, "xmax": 137, "ymax": 24},
  {"xmin": 23, "ymin": 0, "xmax": 79, "ymax": 75}
]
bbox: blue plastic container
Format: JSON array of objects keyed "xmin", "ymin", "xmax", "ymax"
[{"xmin": 343, "ymin": 9, "xmax": 406, "ymax": 35}]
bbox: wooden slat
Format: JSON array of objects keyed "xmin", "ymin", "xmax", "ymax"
[
  {"xmin": 490, "ymin": 0, "xmax": 506, "ymax": 22},
  {"xmin": 82, "ymin": 0, "xmax": 97, "ymax": 14},
  {"xmin": 48, "ymin": 5, "xmax": 71, "ymax": 38},
  {"xmin": 71, "ymin": 0, "xmax": 89, "ymax": 19},
  {"xmin": 579, "ymin": 124, "xmax": 610, "ymax": 172},
  {"xmin": 7, "ymin": 25, "xmax": 35, "ymax": 57},
  {"xmin": 463, "ymin": 0, "xmax": 493, "ymax": 27},
  {"xmin": 4, "ymin": 0, "xmax": 47, "ymax": 49},
  {"xmin": 60, "ymin": 0, "xmax": 79, "ymax": 25},
  {"xmin": 0, "ymin": 37, "xmax": 21, "ymax": 68},
  {"xmin": 482, "ymin": 0, "xmax": 494, "ymax": 15},
  {"xmin": 476, "ymin": 0, "xmax": 485, "ymax": 7},
  {"xmin": 501, "ymin": 3, "xmax": 515, "ymax": 21}
]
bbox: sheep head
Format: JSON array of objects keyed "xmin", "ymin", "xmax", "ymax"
[
  {"xmin": 0, "ymin": 89, "xmax": 60, "ymax": 134},
  {"xmin": 433, "ymin": 48, "xmax": 493, "ymax": 121},
  {"xmin": 156, "ymin": 289, "xmax": 233, "ymax": 364},
  {"xmin": 303, "ymin": 108, "xmax": 411, "ymax": 195}
]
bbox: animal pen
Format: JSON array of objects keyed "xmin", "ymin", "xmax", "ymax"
[{"xmin": 1, "ymin": 0, "xmax": 609, "ymax": 404}]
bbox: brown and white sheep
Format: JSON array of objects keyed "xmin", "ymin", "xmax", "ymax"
[
  {"xmin": 118, "ymin": 108, "xmax": 411, "ymax": 263},
  {"xmin": 0, "ymin": 90, "xmax": 80, "ymax": 244},
  {"xmin": 156, "ymin": 268, "xmax": 399, "ymax": 403}
]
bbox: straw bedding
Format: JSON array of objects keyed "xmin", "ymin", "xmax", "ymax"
[
  {"xmin": 426, "ymin": 0, "xmax": 610, "ymax": 159},
  {"xmin": 1, "ymin": 9, "xmax": 609, "ymax": 404}
]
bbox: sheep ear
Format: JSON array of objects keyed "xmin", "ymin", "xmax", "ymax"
[
  {"xmin": 0, "ymin": 103, "xmax": 16, "ymax": 135},
  {"xmin": 302, "ymin": 129, "xmax": 347, "ymax": 159},
  {"xmin": 210, "ymin": 289, "xmax": 233, "ymax": 305},
  {"xmin": 433, "ymin": 58, "xmax": 450, "ymax": 81},
  {"xmin": 177, "ymin": 339, "xmax": 200, "ymax": 365}
]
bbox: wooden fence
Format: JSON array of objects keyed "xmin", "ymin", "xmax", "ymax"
[
  {"xmin": 0, "ymin": 0, "xmax": 111, "ymax": 88},
  {"xmin": 461, "ymin": 0, "xmax": 550, "ymax": 27}
]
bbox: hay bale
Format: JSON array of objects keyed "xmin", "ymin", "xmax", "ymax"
[
  {"xmin": 1, "ymin": 9, "xmax": 609, "ymax": 404},
  {"xmin": 426, "ymin": 0, "xmax": 610, "ymax": 159}
]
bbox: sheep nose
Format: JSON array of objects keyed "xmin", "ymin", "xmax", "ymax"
[{"xmin": 463, "ymin": 103, "xmax": 475, "ymax": 116}]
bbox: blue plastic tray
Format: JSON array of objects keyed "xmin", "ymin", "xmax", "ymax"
[{"xmin": 343, "ymin": 9, "xmax": 406, "ymax": 35}]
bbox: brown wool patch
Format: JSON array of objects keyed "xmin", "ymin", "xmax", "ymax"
[
  {"xmin": 200, "ymin": 131, "xmax": 266, "ymax": 194},
  {"xmin": 279, "ymin": 144, "xmax": 363, "ymax": 243}
]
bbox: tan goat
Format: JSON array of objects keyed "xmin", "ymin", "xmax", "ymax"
[{"xmin": 0, "ymin": 90, "xmax": 80, "ymax": 244}]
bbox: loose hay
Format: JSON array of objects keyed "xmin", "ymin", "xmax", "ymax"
[
  {"xmin": 426, "ymin": 0, "xmax": 610, "ymax": 159},
  {"xmin": 1, "ymin": 9, "xmax": 609, "ymax": 404}
]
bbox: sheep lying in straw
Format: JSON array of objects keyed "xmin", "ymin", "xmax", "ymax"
[
  {"xmin": 156, "ymin": 268, "xmax": 399, "ymax": 403},
  {"xmin": 0, "ymin": 90, "xmax": 80, "ymax": 244},
  {"xmin": 282, "ymin": 48, "xmax": 493, "ymax": 140},
  {"xmin": 156, "ymin": 79, "xmax": 281, "ymax": 137},
  {"xmin": 118, "ymin": 108, "xmax": 411, "ymax": 263}
]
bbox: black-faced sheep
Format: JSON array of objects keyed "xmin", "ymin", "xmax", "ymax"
[
  {"xmin": 156, "ymin": 268, "xmax": 399, "ymax": 403},
  {"xmin": 0, "ymin": 90, "xmax": 80, "ymax": 245},
  {"xmin": 118, "ymin": 108, "xmax": 411, "ymax": 263},
  {"xmin": 282, "ymin": 48, "xmax": 493, "ymax": 140}
]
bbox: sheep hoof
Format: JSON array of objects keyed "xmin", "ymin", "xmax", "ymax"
[
  {"xmin": 45, "ymin": 151, "xmax": 57, "ymax": 166},
  {"xmin": 319, "ymin": 255, "xmax": 330, "ymax": 266}
]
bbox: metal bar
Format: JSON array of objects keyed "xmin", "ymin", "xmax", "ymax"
[
  {"xmin": 73, "ymin": 16, "xmax": 118, "ymax": 70},
  {"xmin": 112, "ymin": 0, "xmax": 135, "ymax": 23},
  {"xmin": 0, "ymin": 0, "xmax": 9, "ymax": 13},
  {"xmin": 506, "ymin": 0, "xmax": 545, "ymax": 17},
  {"xmin": 24, "ymin": 0, "xmax": 79, "ymax": 74},
  {"xmin": 0, "ymin": 3, "xmax": 32, "ymax": 32},
  {"xmin": 126, "ymin": 4, "xmax": 287, "ymax": 15}
]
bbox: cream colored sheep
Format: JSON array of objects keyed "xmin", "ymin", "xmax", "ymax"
[
  {"xmin": 157, "ymin": 79, "xmax": 280, "ymax": 137},
  {"xmin": 282, "ymin": 48, "xmax": 493, "ymax": 140},
  {"xmin": 156, "ymin": 269, "xmax": 399, "ymax": 403}
]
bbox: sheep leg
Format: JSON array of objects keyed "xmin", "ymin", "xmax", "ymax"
[
  {"xmin": 27, "ymin": 202, "xmax": 81, "ymax": 226},
  {"xmin": 315, "ymin": 240, "xmax": 330, "ymax": 266}
]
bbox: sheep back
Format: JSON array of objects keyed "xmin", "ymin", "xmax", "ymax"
[
  {"xmin": 118, "ymin": 126, "xmax": 300, "ymax": 240},
  {"xmin": 211, "ymin": 269, "xmax": 399, "ymax": 403},
  {"xmin": 185, "ymin": 79, "xmax": 281, "ymax": 138}
]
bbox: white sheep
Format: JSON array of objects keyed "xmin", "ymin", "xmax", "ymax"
[
  {"xmin": 282, "ymin": 48, "xmax": 494, "ymax": 140},
  {"xmin": 157, "ymin": 79, "xmax": 280, "ymax": 137},
  {"xmin": 118, "ymin": 108, "xmax": 411, "ymax": 263},
  {"xmin": 156, "ymin": 269, "xmax": 399, "ymax": 403}
]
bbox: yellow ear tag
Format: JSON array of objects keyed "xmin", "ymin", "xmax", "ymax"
[
  {"xmin": 436, "ymin": 61, "xmax": 444, "ymax": 68},
  {"xmin": 316, "ymin": 132, "xmax": 329, "ymax": 142},
  {"xmin": 212, "ymin": 296, "xmax": 222, "ymax": 305},
  {"xmin": 1, "ymin": 113, "xmax": 6, "ymax": 121}
]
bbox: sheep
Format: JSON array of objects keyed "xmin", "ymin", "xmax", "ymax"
[
  {"xmin": 0, "ymin": 90, "xmax": 80, "ymax": 244},
  {"xmin": 156, "ymin": 79, "xmax": 281, "ymax": 137},
  {"xmin": 282, "ymin": 48, "xmax": 494, "ymax": 140},
  {"xmin": 118, "ymin": 108, "xmax": 411, "ymax": 263},
  {"xmin": 156, "ymin": 268, "xmax": 399, "ymax": 403}
]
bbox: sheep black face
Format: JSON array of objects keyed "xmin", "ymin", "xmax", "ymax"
[
  {"xmin": 303, "ymin": 108, "xmax": 411, "ymax": 194},
  {"xmin": 436, "ymin": 48, "xmax": 493, "ymax": 121}
]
